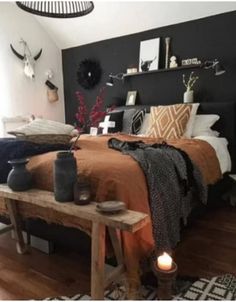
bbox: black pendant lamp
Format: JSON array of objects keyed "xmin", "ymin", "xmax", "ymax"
[{"xmin": 16, "ymin": 2, "xmax": 94, "ymax": 18}]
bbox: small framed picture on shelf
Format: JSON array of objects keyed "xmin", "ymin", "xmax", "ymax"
[
  {"xmin": 126, "ymin": 91, "xmax": 137, "ymax": 106},
  {"xmin": 90, "ymin": 127, "xmax": 98, "ymax": 136}
]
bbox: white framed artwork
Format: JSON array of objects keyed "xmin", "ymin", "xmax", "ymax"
[
  {"xmin": 90, "ymin": 127, "xmax": 98, "ymax": 136},
  {"xmin": 126, "ymin": 91, "xmax": 137, "ymax": 106},
  {"xmin": 139, "ymin": 38, "xmax": 160, "ymax": 72}
]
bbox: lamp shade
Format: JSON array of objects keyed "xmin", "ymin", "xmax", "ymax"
[
  {"xmin": 214, "ymin": 61, "xmax": 226, "ymax": 76},
  {"xmin": 106, "ymin": 76, "xmax": 114, "ymax": 87},
  {"xmin": 16, "ymin": 2, "xmax": 94, "ymax": 18},
  {"xmin": 202, "ymin": 59, "xmax": 226, "ymax": 76}
]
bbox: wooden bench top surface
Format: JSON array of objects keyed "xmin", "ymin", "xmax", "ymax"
[{"xmin": 0, "ymin": 184, "xmax": 149, "ymax": 233}]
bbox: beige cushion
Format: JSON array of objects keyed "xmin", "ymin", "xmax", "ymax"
[
  {"xmin": 147, "ymin": 104, "xmax": 192, "ymax": 139},
  {"xmin": 8, "ymin": 118, "xmax": 74, "ymax": 136},
  {"xmin": 2, "ymin": 115, "xmax": 33, "ymax": 137}
]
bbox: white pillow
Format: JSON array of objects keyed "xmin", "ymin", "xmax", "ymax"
[
  {"xmin": 193, "ymin": 136, "xmax": 231, "ymax": 173},
  {"xmin": 183, "ymin": 103, "xmax": 200, "ymax": 138},
  {"xmin": 138, "ymin": 113, "xmax": 151, "ymax": 135},
  {"xmin": 192, "ymin": 114, "xmax": 220, "ymax": 137},
  {"xmin": 9, "ymin": 118, "xmax": 75, "ymax": 136}
]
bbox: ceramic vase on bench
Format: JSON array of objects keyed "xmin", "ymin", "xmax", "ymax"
[
  {"xmin": 53, "ymin": 151, "xmax": 77, "ymax": 202},
  {"xmin": 7, "ymin": 158, "xmax": 32, "ymax": 191}
]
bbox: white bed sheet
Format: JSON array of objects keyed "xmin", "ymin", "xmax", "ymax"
[{"xmin": 193, "ymin": 136, "xmax": 232, "ymax": 174}]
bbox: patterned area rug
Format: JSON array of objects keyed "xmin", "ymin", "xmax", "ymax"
[
  {"xmin": 45, "ymin": 274, "xmax": 236, "ymax": 300},
  {"xmin": 175, "ymin": 274, "xmax": 236, "ymax": 300}
]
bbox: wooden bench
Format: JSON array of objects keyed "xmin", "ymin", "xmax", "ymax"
[{"xmin": 0, "ymin": 184, "xmax": 149, "ymax": 300}]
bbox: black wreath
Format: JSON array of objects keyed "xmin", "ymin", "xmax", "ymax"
[{"xmin": 77, "ymin": 59, "xmax": 102, "ymax": 90}]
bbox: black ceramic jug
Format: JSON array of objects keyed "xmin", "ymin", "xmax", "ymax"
[
  {"xmin": 7, "ymin": 158, "xmax": 32, "ymax": 191},
  {"xmin": 53, "ymin": 151, "xmax": 77, "ymax": 202}
]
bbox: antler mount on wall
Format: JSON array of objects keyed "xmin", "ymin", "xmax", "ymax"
[{"xmin": 10, "ymin": 39, "xmax": 42, "ymax": 79}]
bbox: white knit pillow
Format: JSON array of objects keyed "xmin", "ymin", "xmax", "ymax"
[{"xmin": 9, "ymin": 118, "xmax": 74, "ymax": 136}]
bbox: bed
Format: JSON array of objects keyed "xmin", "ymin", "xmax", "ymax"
[{"xmin": 0, "ymin": 102, "xmax": 235, "ymax": 290}]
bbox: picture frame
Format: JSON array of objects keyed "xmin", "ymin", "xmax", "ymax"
[
  {"xmin": 90, "ymin": 127, "xmax": 98, "ymax": 136},
  {"xmin": 139, "ymin": 38, "xmax": 160, "ymax": 72},
  {"xmin": 126, "ymin": 91, "xmax": 137, "ymax": 106}
]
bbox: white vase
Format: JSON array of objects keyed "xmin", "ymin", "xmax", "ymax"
[{"xmin": 183, "ymin": 90, "xmax": 194, "ymax": 103}]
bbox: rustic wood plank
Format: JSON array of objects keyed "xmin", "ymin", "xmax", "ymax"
[
  {"xmin": 4, "ymin": 198, "xmax": 27, "ymax": 254},
  {"xmin": 0, "ymin": 185, "xmax": 149, "ymax": 233},
  {"xmin": 0, "ymin": 185, "xmax": 149, "ymax": 300},
  {"xmin": 91, "ymin": 222, "xmax": 105, "ymax": 300}
]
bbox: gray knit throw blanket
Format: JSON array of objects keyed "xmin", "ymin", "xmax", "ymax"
[{"xmin": 108, "ymin": 138, "xmax": 207, "ymax": 252}]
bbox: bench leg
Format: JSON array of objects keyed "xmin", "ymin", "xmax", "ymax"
[
  {"xmin": 107, "ymin": 228, "xmax": 127, "ymax": 298},
  {"xmin": 5, "ymin": 198, "xmax": 28, "ymax": 254},
  {"xmin": 108, "ymin": 228, "xmax": 123, "ymax": 265},
  {"xmin": 91, "ymin": 222, "xmax": 105, "ymax": 300}
]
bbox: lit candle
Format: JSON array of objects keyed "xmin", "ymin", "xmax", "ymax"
[{"xmin": 157, "ymin": 252, "xmax": 172, "ymax": 271}]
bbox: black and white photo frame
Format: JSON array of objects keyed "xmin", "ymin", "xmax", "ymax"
[
  {"xmin": 139, "ymin": 38, "xmax": 160, "ymax": 72},
  {"xmin": 126, "ymin": 91, "xmax": 137, "ymax": 106}
]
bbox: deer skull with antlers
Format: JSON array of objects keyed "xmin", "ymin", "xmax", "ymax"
[{"xmin": 10, "ymin": 39, "xmax": 42, "ymax": 79}]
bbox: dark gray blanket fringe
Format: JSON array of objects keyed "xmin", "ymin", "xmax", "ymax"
[{"xmin": 108, "ymin": 138, "xmax": 207, "ymax": 252}]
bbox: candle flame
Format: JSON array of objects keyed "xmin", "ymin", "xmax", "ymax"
[
  {"xmin": 157, "ymin": 252, "xmax": 173, "ymax": 270},
  {"xmin": 162, "ymin": 252, "xmax": 172, "ymax": 259}
]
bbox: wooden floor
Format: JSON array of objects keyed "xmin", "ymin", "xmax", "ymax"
[
  {"xmin": 175, "ymin": 205, "xmax": 236, "ymax": 278},
  {"xmin": 0, "ymin": 205, "xmax": 235, "ymax": 300},
  {"xmin": 0, "ymin": 233, "xmax": 91, "ymax": 300}
]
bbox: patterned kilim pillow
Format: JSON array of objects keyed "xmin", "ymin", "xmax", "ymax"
[
  {"xmin": 131, "ymin": 109, "xmax": 146, "ymax": 135},
  {"xmin": 122, "ymin": 109, "xmax": 137, "ymax": 134},
  {"xmin": 147, "ymin": 104, "xmax": 192, "ymax": 139}
]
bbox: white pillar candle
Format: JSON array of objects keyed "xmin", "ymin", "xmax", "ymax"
[{"xmin": 157, "ymin": 252, "xmax": 172, "ymax": 271}]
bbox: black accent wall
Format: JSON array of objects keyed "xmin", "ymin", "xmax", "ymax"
[{"xmin": 62, "ymin": 11, "xmax": 236, "ymax": 125}]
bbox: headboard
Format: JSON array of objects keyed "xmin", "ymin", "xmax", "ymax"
[{"xmin": 114, "ymin": 102, "xmax": 236, "ymax": 173}]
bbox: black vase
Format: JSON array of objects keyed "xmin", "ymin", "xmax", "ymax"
[
  {"xmin": 53, "ymin": 151, "xmax": 77, "ymax": 202},
  {"xmin": 7, "ymin": 158, "xmax": 33, "ymax": 191}
]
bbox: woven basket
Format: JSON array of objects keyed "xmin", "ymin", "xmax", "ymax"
[{"xmin": 13, "ymin": 133, "xmax": 72, "ymax": 145}]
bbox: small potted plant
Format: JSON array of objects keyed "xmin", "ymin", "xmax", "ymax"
[{"xmin": 182, "ymin": 72, "xmax": 199, "ymax": 103}]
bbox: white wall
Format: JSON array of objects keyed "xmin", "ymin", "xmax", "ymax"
[
  {"xmin": 35, "ymin": 1, "xmax": 236, "ymax": 49},
  {"xmin": 0, "ymin": 2, "xmax": 65, "ymax": 136}
]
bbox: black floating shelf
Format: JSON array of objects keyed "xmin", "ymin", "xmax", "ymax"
[{"xmin": 123, "ymin": 64, "xmax": 202, "ymax": 78}]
